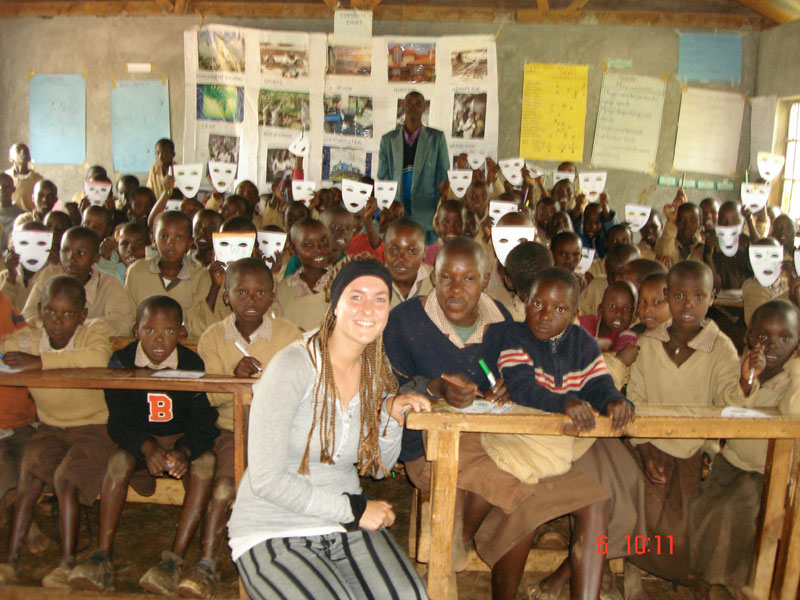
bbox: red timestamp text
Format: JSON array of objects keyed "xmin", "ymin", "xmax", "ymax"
[{"xmin": 597, "ymin": 535, "xmax": 674, "ymax": 555}]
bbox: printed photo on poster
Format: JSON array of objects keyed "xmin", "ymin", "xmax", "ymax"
[
  {"xmin": 395, "ymin": 98, "xmax": 430, "ymax": 130},
  {"xmin": 324, "ymin": 94, "xmax": 373, "ymax": 138},
  {"xmin": 258, "ymin": 90, "xmax": 310, "ymax": 130},
  {"xmin": 452, "ymin": 93, "xmax": 487, "ymax": 139},
  {"xmin": 198, "ymin": 30, "xmax": 246, "ymax": 73},
  {"xmin": 326, "ymin": 46, "xmax": 371, "ymax": 76},
  {"xmin": 260, "ymin": 42, "xmax": 309, "ymax": 79},
  {"xmin": 388, "ymin": 43, "xmax": 436, "ymax": 83},
  {"xmin": 196, "ymin": 85, "xmax": 244, "ymax": 123},
  {"xmin": 322, "ymin": 147, "xmax": 372, "ymax": 182},
  {"xmin": 209, "ymin": 134, "xmax": 240, "ymax": 163},
  {"xmin": 267, "ymin": 149, "xmax": 295, "ymax": 183},
  {"xmin": 451, "ymin": 48, "xmax": 488, "ymax": 82}
]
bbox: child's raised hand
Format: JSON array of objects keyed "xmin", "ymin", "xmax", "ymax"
[
  {"xmin": 2, "ymin": 351, "xmax": 42, "ymax": 371},
  {"xmin": 606, "ymin": 399, "xmax": 635, "ymax": 431},
  {"xmin": 434, "ymin": 372, "xmax": 479, "ymax": 409},
  {"xmin": 638, "ymin": 443, "xmax": 668, "ymax": 484},
  {"xmin": 484, "ymin": 378, "xmax": 510, "ymax": 405},
  {"xmin": 573, "ymin": 194, "xmax": 586, "ymax": 213},
  {"xmin": 234, "ymin": 356, "xmax": 263, "ymax": 378},
  {"xmin": 386, "ymin": 392, "xmax": 431, "ymax": 426},
  {"xmin": 564, "ymin": 398, "xmax": 597, "ymax": 432},
  {"xmin": 485, "ymin": 158, "xmax": 500, "ymax": 184},
  {"xmin": 100, "ymin": 237, "xmax": 116, "ymax": 261},
  {"xmin": 365, "ymin": 197, "xmax": 378, "ymax": 220},
  {"xmin": 208, "ymin": 260, "xmax": 225, "ymax": 289},
  {"xmin": 455, "ymin": 153, "xmax": 469, "ymax": 169},
  {"xmin": 616, "ymin": 343, "xmax": 639, "ymax": 366},
  {"xmin": 740, "ymin": 343, "xmax": 766, "ymax": 393},
  {"xmin": 439, "ymin": 179, "xmax": 450, "ymax": 199},
  {"xmin": 269, "ymin": 249, "xmax": 284, "ymax": 275},
  {"xmin": 599, "ymin": 192, "xmax": 610, "ymax": 213},
  {"xmin": 164, "ymin": 174, "xmax": 175, "ymax": 195},
  {"xmin": 4, "ymin": 250, "xmax": 19, "ymax": 282},
  {"xmin": 165, "ymin": 448, "xmax": 189, "ymax": 479},
  {"xmin": 141, "ymin": 441, "xmax": 169, "ymax": 476}
]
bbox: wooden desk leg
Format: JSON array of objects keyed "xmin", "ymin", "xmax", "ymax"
[
  {"xmin": 775, "ymin": 439, "xmax": 800, "ymax": 600},
  {"xmin": 426, "ymin": 430, "xmax": 460, "ymax": 600},
  {"xmin": 233, "ymin": 392, "xmax": 248, "ymax": 488},
  {"xmin": 750, "ymin": 438, "xmax": 793, "ymax": 599}
]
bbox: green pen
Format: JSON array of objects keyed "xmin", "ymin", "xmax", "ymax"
[{"xmin": 478, "ymin": 359, "xmax": 496, "ymax": 387}]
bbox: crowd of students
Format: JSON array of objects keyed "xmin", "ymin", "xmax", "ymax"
[{"xmin": 0, "ymin": 136, "xmax": 798, "ymax": 600}]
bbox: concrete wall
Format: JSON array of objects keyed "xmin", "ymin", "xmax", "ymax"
[
  {"xmin": 756, "ymin": 19, "xmax": 800, "ymax": 97},
  {"xmin": 0, "ymin": 15, "xmax": 761, "ymax": 212}
]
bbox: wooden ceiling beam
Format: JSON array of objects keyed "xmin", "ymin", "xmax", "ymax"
[
  {"xmin": 191, "ymin": 1, "xmax": 331, "ymax": 18},
  {"xmin": 174, "ymin": 0, "xmax": 190, "ymax": 14},
  {"xmin": 517, "ymin": 8, "xmax": 770, "ymax": 29},
  {"xmin": 0, "ymin": 1, "xmax": 164, "ymax": 17},
  {"xmin": 565, "ymin": 0, "xmax": 590, "ymax": 10},
  {"xmin": 153, "ymin": 0, "xmax": 175, "ymax": 13},
  {"xmin": 732, "ymin": 0, "xmax": 795, "ymax": 24}
]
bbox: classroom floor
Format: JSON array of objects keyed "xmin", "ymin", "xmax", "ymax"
[{"xmin": 0, "ymin": 473, "xmax": 694, "ymax": 599}]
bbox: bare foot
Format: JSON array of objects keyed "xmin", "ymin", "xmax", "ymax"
[{"xmin": 623, "ymin": 562, "xmax": 649, "ymax": 600}]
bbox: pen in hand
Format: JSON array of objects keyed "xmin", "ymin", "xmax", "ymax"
[{"xmin": 234, "ymin": 342, "xmax": 262, "ymax": 372}]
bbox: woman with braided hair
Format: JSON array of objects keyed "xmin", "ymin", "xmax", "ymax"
[{"xmin": 228, "ymin": 256, "xmax": 430, "ymax": 599}]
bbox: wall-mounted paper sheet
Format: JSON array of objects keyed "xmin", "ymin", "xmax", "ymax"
[
  {"xmin": 111, "ymin": 79, "xmax": 171, "ymax": 173},
  {"xmin": 519, "ymin": 63, "xmax": 587, "ymax": 162},
  {"xmin": 591, "ymin": 73, "xmax": 665, "ymax": 174},
  {"xmin": 749, "ymin": 95, "xmax": 778, "ymax": 171},
  {"xmin": 673, "ymin": 88, "xmax": 744, "ymax": 177},
  {"xmin": 678, "ymin": 32, "xmax": 742, "ymax": 84},
  {"xmin": 29, "ymin": 74, "xmax": 86, "ymax": 165}
]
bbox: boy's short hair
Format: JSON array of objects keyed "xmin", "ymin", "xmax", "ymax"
[
  {"xmin": 136, "ymin": 295, "xmax": 183, "ymax": 325},
  {"xmin": 154, "ymin": 210, "xmax": 192, "ymax": 236},
  {"xmin": 606, "ymin": 223, "xmax": 631, "ymax": 239},
  {"xmin": 289, "ymin": 217, "xmax": 324, "ymax": 245},
  {"xmin": 626, "ymin": 258, "xmax": 666, "ymax": 284},
  {"xmin": 85, "ymin": 165, "xmax": 108, "ymax": 180},
  {"xmin": 667, "ymin": 260, "xmax": 713, "ymax": 290},
  {"xmin": 718, "ymin": 200, "xmax": 742, "ymax": 220},
  {"xmin": 505, "ymin": 241, "xmax": 554, "ymax": 299},
  {"xmin": 117, "ymin": 174, "xmax": 140, "ymax": 191},
  {"xmin": 19, "ymin": 220, "xmax": 49, "ymax": 233},
  {"xmin": 603, "ymin": 280, "xmax": 637, "ymax": 307},
  {"xmin": 584, "ymin": 203, "xmax": 602, "ymax": 218},
  {"xmin": 550, "ymin": 231, "xmax": 581, "ymax": 252},
  {"xmin": 750, "ymin": 299, "xmax": 800, "ymax": 336},
  {"xmin": 284, "ymin": 201, "xmax": 310, "ymax": 220},
  {"xmin": 44, "ymin": 210, "xmax": 73, "ymax": 232},
  {"xmin": 155, "ymin": 138, "xmax": 175, "ymax": 153},
  {"xmin": 261, "ymin": 224, "xmax": 285, "ymax": 233},
  {"xmin": 193, "ymin": 209, "xmax": 224, "ymax": 231},
  {"xmin": 63, "ymin": 226, "xmax": 101, "ymax": 252},
  {"xmin": 641, "ymin": 272, "xmax": 667, "ymax": 289},
  {"xmin": 437, "ymin": 199, "xmax": 466, "ymax": 221},
  {"xmin": 550, "ymin": 179, "xmax": 573, "ymax": 196},
  {"xmin": 224, "ymin": 257, "xmax": 273, "ymax": 291},
  {"xmin": 435, "ymin": 237, "xmax": 487, "ymax": 277},
  {"xmin": 605, "ymin": 243, "xmax": 639, "ymax": 266},
  {"xmin": 120, "ymin": 222, "xmax": 150, "ymax": 239},
  {"xmin": 220, "ymin": 217, "xmax": 257, "ymax": 234},
  {"xmin": 133, "ymin": 187, "xmax": 157, "ymax": 207},
  {"xmin": 83, "ymin": 205, "xmax": 112, "ymax": 225},
  {"xmin": 358, "ymin": 175, "xmax": 375, "ymax": 187},
  {"xmin": 224, "ymin": 194, "xmax": 253, "ymax": 219},
  {"xmin": 319, "ymin": 204, "xmax": 353, "ymax": 225},
  {"xmin": 385, "ymin": 217, "xmax": 424, "ymax": 240},
  {"xmin": 529, "ymin": 267, "xmax": 579, "ymax": 307},
  {"xmin": 677, "ymin": 202, "xmax": 699, "ymax": 220},
  {"xmin": 42, "ymin": 275, "xmax": 86, "ymax": 309}
]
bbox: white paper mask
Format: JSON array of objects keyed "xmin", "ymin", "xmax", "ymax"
[
  {"xmin": 624, "ymin": 204, "xmax": 652, "ymax": 233},
  {"xmin": 488, "ymin": 200, "xmax": 518, "ymax": 223},
  {"xmin": 741, "ymin": 182, "xmax": 771, "ymax": 213},
  {"xmin": 715, "ymin": 224, "xmax": 743, "ymax": 258},
  {"xmin": 208, "ymin": 161, "xmax": 237, "ymax": 194},
  {"xmin": 374, "ymin": 181, "xmax": 398, "ymax": 209},
  {"xmin": 165, "ymin": 200, "xmax": 182, "ymax": 212},
  {"xmin": 288, "ymin": 134, "xmax": 309, "ymax": 157},
  {"xmin": 342, "ymin": 180, "xmax": 373, "ymax": 213},
  {"xmin": 498, "ymin": 158, "xmax": 524, "ymax": 187},
  {"xmin": 291, "ymin": 181, "xmax": 316, "ymax": 205},
  {"xmin": 749, "ymin": 245, "xmax": 783, "ymax": 287},
  {"xmin": 14, "ymin": 231, "xmax": 53, "ymax": 273},
  {"xmin": 172, "ymin": 163, "xmax": 203, "ymax": 198},
  {"xmin": 257, "ymin": 231, "xmax": 287, "ymax": 264},
  {"xmin": 447, "ymin": 170, "xmax": 472, "ymax": 199},
  {"xmin": 524, "ymin": 162, "xmax": 544, "ymax": 178},
  {"xmin": 554, "ymin": 170, "xmax": 577, "ymax": 185},
  {"xmin": 578, "ymin": 171, "xmax": 606, "ymax": 202},
  {"xmin": 757, "ymin": 152, "xmax": 785, "ymax": 183},
  {"xmin": 491, "ymin": 226, "xmax": 536, "ymax": 267},
  {"xmin": 575, "ymin": 247, "xmax": 595, "ymax": 275},
  {"xmin": 467, "ymin": 153, "xmax": 485, "ymax": 170},
  {"xmin": 212, "ymin": 232, "xmax": 256, "ymax": 266},
  {"xmin": 84, "ymin": 181, "xmax": 112, "ymax": 206}
]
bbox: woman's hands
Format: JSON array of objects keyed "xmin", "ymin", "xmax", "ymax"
[
  {"xmin": 359, "ymin": 500, "xmax": 395, "ymax": 530},
  {"xmin": 386, "ymin": 392, "xmax": 431, "ymax": 426}
]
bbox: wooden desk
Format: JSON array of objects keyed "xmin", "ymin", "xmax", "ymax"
[{"xmin": 406, "ymin": 404, "xmax": 800, "ymax": 600}]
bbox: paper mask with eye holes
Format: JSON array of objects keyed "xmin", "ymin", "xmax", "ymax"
[
  {"xmin": 741, "ymin": 182, "xmax": 771, "ymax": 213},
  {"xmin": 291, "ymin": 180, "xmax": 316, "ymax": 205},
  {"xmin": 716, "ymin": 224, "xmax": 744, "ymax": 258},
  {"xmin": 578, "ymin": 171, "xmax": 606, "ymax": 202},
  {"xmin": 624, "ymin": 204, "xmax": 652, "ymax": 233},
  {"xmin": 208, "ymin": 161, "xmax": 238, "ymax": 194},
  {"xmin": 14, "ymin": 231, "xmax": 53, "ymax": 273},
  {"xmin": 165, "ymin": 200, "xmax": 182, "ymax": 212},
  {"xmin": 447, "ymin": 170, "xmax": 472, "ymax": 199},
  {"xmin": 84, "ymin": 181, "xmax": 112, "ymax": 206},
  {"xmin": 173, "ymin": 164, "xmax": 203, "ymax": 198},
  {"xmin": 488, "ymin": 200, "xmax": 518, "ymax": 224},
  {"xmin": 553, "ymin": 170, "xmax": 577, "ymax": 186},
  {"xmin": 498, "ymin": 158, "xmax": 524, "ymax": 187},
  {"xmin": 749, "ymin": 244, "xmax": 783, "ymax": 287},
  {"xmin": 257, "ymin": 231, "xmax": 287, "ymax": 265},
  {"xmin": 342, "ymin": 180, "xmax": 373, "ymax": 213},
  {"xmin": 374, "ymin": 181, "xmax": 398, "ymax": 209},
  {"xmin": 467, "ymin": 153, "xmax": 485, "ymax": 170},
  {"xmin": 575, "ymin": 247, "xmax": 595, "ymax": 275},
  {"xmin": 288, "ymin": 133, "xmax": 309, "ymax": 157},
  {"xmin": 757, "ymin": 152, "xmax": 785, "ymax": 183},
  {"xmin": 524, "ymin": 162, "xmax": 544, "ymax": 179},
  {"xmin": 491, "ymin": 226, "xmax": 536, "ymax": 267},
  {"xmin": 212, "ymin": 232, "xmax": 256, "ymax": 266}
]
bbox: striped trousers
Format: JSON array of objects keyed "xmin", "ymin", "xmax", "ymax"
[{"xmin": 236, "ymin": 529, "xmax": 428, "ymax": 600}]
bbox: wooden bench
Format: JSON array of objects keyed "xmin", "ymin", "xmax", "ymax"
[{"xmin": 406, "ymin": 403, "xmax": 800, "ymax": 600}]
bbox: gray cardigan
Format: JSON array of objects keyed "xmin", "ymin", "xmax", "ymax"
[{"xmin": 228, "ymin": 336, "xmax": 403, "ymax": 559}]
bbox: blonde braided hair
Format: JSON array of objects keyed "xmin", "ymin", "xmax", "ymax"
[{"xmin": 298, "ymin": 255, "xmax": 399, "ymax": 477}]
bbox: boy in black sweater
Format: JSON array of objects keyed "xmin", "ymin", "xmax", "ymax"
[{"xmin": 68, "ymin": 295, "xmax": 219, "ymax": 596}]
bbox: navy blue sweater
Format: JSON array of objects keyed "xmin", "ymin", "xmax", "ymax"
[
  {"xmin": 383, "ymin": 296, "xmax": 513, "ymax": 461},
  {"xmin": 105, "ymin": 342, "xmax": 219, "ymax": 462},
  {"xmin": 485, "ymin": 321, "xmax": 628, "ymax": 414}
]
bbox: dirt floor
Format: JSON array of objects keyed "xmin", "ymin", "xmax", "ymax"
[{"xmin": 0, "ymin": 473, "xmax": 695, "ymax": 599}]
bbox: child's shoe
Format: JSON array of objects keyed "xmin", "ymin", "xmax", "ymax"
[
  {"xmin": 140, "ymin": 550, "xmax": 183, "ymax": 596},
  {"xmin": 68, "ymin": 550, "xmax": 114, "ymax": 592},
  {"xmin": 177, "ymin": 561, "xmax": 218, "ymax": 598},
  {"xmin": 42, "ymin": 565, "xmax": 72, "ymax": 590}
]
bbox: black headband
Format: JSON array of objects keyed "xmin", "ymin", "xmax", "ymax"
[{"xmin": 329, "ymin": 259, "xmax": 393, "ymax": 309}]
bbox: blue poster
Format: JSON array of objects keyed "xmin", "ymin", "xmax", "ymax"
[
  {"xmin": 29, "ymin": 74, "xmax": 86, "ymax": 165},
  {"xmin": 678, "ymin": 33, "xmax": 742, "ymax": 83},
  {"xmin": 111, "ymin": 79, "xmax": 171, "ymax": 173}
]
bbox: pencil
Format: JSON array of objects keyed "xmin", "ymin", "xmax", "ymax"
[{"xmin": 440, "ymin": 374, "xmax": 484, "ymax": 398}]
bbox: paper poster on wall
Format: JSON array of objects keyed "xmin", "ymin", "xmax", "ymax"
[
  {"xmin": 749, "ymin": 95, "xmax": 778, "ymax": 171},
  {"xmin": 591, "ymin": 73, "xmax": 665, "ymax": 174},
  {"xmin": 29, "ymin": 74, "xmax": 86, "ymax": 165},
  {"xmin": 673, "ymin": 88, "xmax": 745, "ymax": 176},
  {"xmin": 519, "ymin": 63, "xmax": 587, "ymax": 162},
  {"xmin": 323, "ymin": 83, "xmax": 374, "ymax": 149},
  {"xmin": 387, "ymin": 41, "xmax": 436, "ymax": 83},
  {"xmin": 678, "ymin": 32, "xmax": 742, "ymax": 84},
  {"xmin": 322, "ymin": 146, "xmax": 372, "ymax": 182},
  {"xmin": 110, "ymin": 79, "xmax": 170, "ymax": 173}
]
